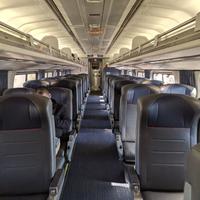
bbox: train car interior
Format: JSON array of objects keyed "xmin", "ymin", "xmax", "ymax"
[{"xmin": 0, "ymin": 0, "xmax": 200, "ymax": 200}]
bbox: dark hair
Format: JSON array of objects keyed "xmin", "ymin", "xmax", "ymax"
[{"xmin": 36, "ymin": 87, "xmax": 50, "ymax": 96}]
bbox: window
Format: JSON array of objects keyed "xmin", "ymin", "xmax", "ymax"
[
  {"xmin": 45, "ymin": 72, "xmax": 53, "ymax": 78},
  {"xmin": 137, "ymin": 71, "xmax": 145, "ymax": 78},
  {"xmin": 48, "ymin": 72, "xmax": 53, "ymax": 77},
  {"xmin": 127, "ymin": 70, "xmax": 133, "ymax": 76},
  {"xmin": 27, "ymin": 73, "xmax": 36, "ymax": 81},
  {"xmin": 153, "ymin": 73, "xmax": 163, "ymax": 81},
  {"xmin": 163, "ymin": 74, "xmax": 175, "ymax": 84},
  {"xmin": 153, "ymin": 72, "xmax": 175, "ymax": 84},
  {"xmin": 13, "ymin": 74, "xmax": 26, "ymax": 88}
]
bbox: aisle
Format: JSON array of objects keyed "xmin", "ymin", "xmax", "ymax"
[{"xmin": 61, "ymin": 95, "xmax": 132, "ymax": 200}]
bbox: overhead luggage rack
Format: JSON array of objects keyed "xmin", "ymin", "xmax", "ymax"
[
  {"xmin": 109, "ymin": 14, "xmax": 200, "ymax": 66},
  {"xmin": 0, "ymin": 20, "xmax": 86, "ymax": 67}
]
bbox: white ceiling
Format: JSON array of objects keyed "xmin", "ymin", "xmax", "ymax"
[
  {"xmin": 107, "ymin": 0, "xmax": 200, "ymax": 57},
  {"xmin": 0, "ymin": 0, "xmax": 200, "ymax": 60},
  {"xmin": 0, "ymin": 0, "xmax": 84, "ymax": 56}
]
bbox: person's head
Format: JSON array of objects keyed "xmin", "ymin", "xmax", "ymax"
[{"xmin": 36, "ymin": 87, "xmax": 51, "ymax": 99}]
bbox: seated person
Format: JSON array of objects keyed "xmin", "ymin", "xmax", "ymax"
[{"xmin": 35, "ymin": 87, "xmax": 71, "ymax": 140}]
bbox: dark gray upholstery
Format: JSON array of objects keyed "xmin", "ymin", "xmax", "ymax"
[
  {"xmin": 23, "ymin": 80, "xmax": 49, "ymax": 89},
  {"xmin": 110, "ymin": 77, "xmax": 125, "ymax": 114},
  {"xmin": 76, "ymin": 74, "xmax": 89, "ymax": 97},
  {"xmin": 102, "ymin": 67, "xmax": 121, "ymax": 97},
  {"xmin": 3, "ymin": 87, "xmax": 34, "ymax": 96},
  {"xmin": 104, "ymin": 75, "xmax": 120, "ymax": 103},
  {"xmin": 0, "ymin": 94, "xmax": 56, "ymax": 197},
  {"xmin": 48, "ymin": 87, "xmax": 73, "ymax": 136},
  {"xmin": 108, "ymin": 76, "xmax": 124, "ymax": 106},
  {"xmin": 142, "ymin": 79, "xmax": 163, "ymax": 86},
  {"xmin": 184, "ymin": 143, "xmax": 200, "ymax": 200},
  {"xmin": 136, "ymin": 94, "xmax": 200, "ymax": 198},
  {"xmin": 119, "ymin": 84, "xmax": 159, "ymax": 162},
  {"xmin": 113, "ymin": 80, "xmax": 136, "ymax": 123},
  {"xmin": 129, "ymin": 76, "xmax": 146, "ymax": 83},
  {"xmin": 80, "ymin": 73, "xmax": 89, "ymax": 93},
  {"xmin": 65, "ymin": 76, "xmax": 83, "ymax": 109},
  {"xmin": 161, "ymin": 84, "xmax": 197, "ymax": 97},
  {"xmin": 66, "ymin": 75, "xmax": 84, "ymax": 105},
  {"xmin": 53, "ymin": 79, "xmax": 79, "ymax": 121}
]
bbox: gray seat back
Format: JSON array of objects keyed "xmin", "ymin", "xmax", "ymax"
[
  {"xmin": 48, "ymin": 87, "xmax": 73, "ymax": 135},
  {"xmin": 184, "ymin": 143, "xmax": 200, "ymax": 200},
  {"xmin": 53, "ymin": 79, "xmax": 79, "ymax": 121},
  {"xmin": 23, "ymin": 80, "xmax": 49, "ymax": 89},
  {"xmin": 142, "ymin": 79, "xmax": 163, "ymax": 86},
  {"xmin": 66, "ymin": 75, "xmax": 84, "ymax": 104},
  {"xmin": 110, "ymin": 77, "xmax": 125, "ymax": 114},
  {"xmin": 161, "ymin": 84, "xmax": 197, "ymax": 97},
  {"xmin": 136, "ymin": 94, "xmax": 200, "ymax": 191},
  {"xmin": 119, "ymin": 84, "xmax": 158, "ymax": 162},
  {"xmin": 65, "ymin": 76, "xmax": 83, "ymax": 108},
  {"xmin": 0, "ymin": 94, "xmax": 56, "ymax": 196},
  {"xmin": 3, "ymin": 88, "xmax": 34, "ymax": 96},
  {"xmin": 102, "ymin": 67, "xmax": 121, "ymax": 97},
  {"xmin": 113, "ymin": 80, "xmax": 136, "ymax": 123}
]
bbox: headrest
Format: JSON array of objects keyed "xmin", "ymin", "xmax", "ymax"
[
  {"xmin": 3, "ymin": 88, "xmax": 34, "ymax": 96},
  {"xmin": 0, "ymin": 95, "xmax": 45, "ymax": 130},
  {"xmin": 53, "ymin": 79, "xmax": 78, "ymax": 88},
  {"xmin": 23, "ymin": 80, "xmax": 49, "ymax": 89},
  {"xmin": 126, "ymin": 84, "xmax": 158, "ymax": 104},
  {"xmin": 129, "ymin": 76, "xmax": 146, "ymax": 83},
  {"xmin": 48, "ymin": 87, "xmax": 72, "ymax": 105},
  {"xmin": 160, "ymin": 84, "xmax": 197, "ymax": 97},
  {"xmin": 115, "ymin": 80, "xmax": 136, "ymax": 92},
  {"xmin": 136, "ymin": 94, "xmax": 200, "ymax": 191},
  {"xmin": 142, "ymin": 79, "xmax": 163, "ymax": 86},
  {"xmin": 147, "ymin": 94, "xmax": 196, "ymax": 128}
]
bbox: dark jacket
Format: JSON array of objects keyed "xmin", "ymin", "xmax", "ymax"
[{"xmin": 52, "ymin": 99, "xmax": 72, "ymax": 138}]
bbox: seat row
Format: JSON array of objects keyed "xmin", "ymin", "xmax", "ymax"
[
  {"xmin": 0, "ymin": 73, "xmax": 89, "ymax": 199},
  {"xmin": 102, "ymin": 68, "xmax": 200, "ymax": 200}
]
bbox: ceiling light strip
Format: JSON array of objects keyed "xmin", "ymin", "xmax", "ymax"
[
  {"xmin": 45, "ymin": 0, "xmax": 86, "ymax": 54},
  {"xmin": 106, "ymin": 0, "xmax": 144, "ymax": 54}
]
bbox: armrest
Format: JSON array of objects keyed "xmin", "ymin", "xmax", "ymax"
[
  {"xmin": 124, "ymin": 164, "xmax": 143, "ymax": 200},
  {"xmin": 49, "ymin": 169, "xmax": 65, "ymax": 198}
]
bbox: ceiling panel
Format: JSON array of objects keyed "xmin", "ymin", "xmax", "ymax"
[
  {"xmin": 107, "ymin": 0, "xmax": 130, "ymax": 26},
  {"xmin": 107, "ymin": 0, "xmax": 200, "ymax": 58}
]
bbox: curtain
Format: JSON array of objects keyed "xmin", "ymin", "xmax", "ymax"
[
  {"xmin": 180, "ymin": 70, "xmax": 196, "ymax": 87},
  {"xmin": 0, "ymin": 70, "xmax": 8, "ymax": 95},
  {"xmin": 144, "ymin": 70, "xmax": 151, "ymax": 79}
]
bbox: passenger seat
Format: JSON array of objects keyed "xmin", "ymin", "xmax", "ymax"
[
  {"xmin": 0, "ymin": 94, "xmax": 66, "ymax": 200},
  {"xmin": 160, "ymin": 83, "xmax": 197, "ymax": 97},
  {"xmin": 119, "ymin": 84, "xmax": 159, "ymax": 162},
  {"xmin": 23, "ymin": 80, "xmax": 49, "ymax": 89},
  {"xmin": 135, "ymin": 94, "xmax": 200, "ymax": 199},
  {"xmin": 3, "ymin": 87, "xmax": 34, "ymax": 95},
  {"xmin": 184, "ymin": 143, "xmax": 200, "ymax": 200},
  {"xmin": 48, "ymin": 87, "xmax": 73, "ymax": 139}
]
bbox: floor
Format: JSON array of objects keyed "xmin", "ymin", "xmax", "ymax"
[{"xmin": 61, "ymin": 94, "xmax": 132, "ymax": 200}]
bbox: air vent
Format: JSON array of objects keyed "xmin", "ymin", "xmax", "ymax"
[{"xmin": 89, "ymin": 13, "xmax": 101, "ymax": 17}]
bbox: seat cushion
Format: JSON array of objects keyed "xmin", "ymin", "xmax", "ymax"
[{"xmin": 142, "ymin": 191, "xmax": 184, "ymax": 200}]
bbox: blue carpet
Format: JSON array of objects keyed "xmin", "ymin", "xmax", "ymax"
[{"xmin": 61, "ymin": 94, "xmax": 132, "ymax": 200}]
